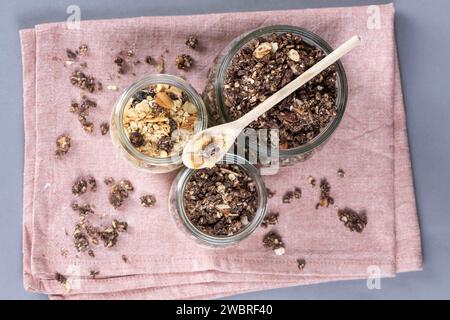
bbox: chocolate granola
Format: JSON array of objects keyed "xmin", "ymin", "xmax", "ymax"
[
  {"xmin": 261, "ymin": 212, "xmax": 279, "ymax": 228},
  {"xmin": 183, "ymin": 164, "xmax": 258, "ymax": 237},
  {"xmin": 337, "ymin": 208, "xmax": 367, "ymax": 233},
  {"xmin": 316, "ymin": 178, "xmax": 334, "ymax": 209},
  {"xmin": 223, "ymin": 32, "xmax": 337, "ymax": 149},
  {"xmin": 263, "ymin": 231, "xmax": 285, "ymax": 255},
  {"xmin": 175, "ymin": 54, "xmax": 193, "ymax": 70},
  {"xmin": 55, "ymin": 134, "xmax": 71, "ymax": 159},
  {"xmin": 185, "ymin": 36, "xmax": 199, "ymax": 49},
  {"xmin": 107, "ymin": 178, "xmax": 134, "ymax": 209}
]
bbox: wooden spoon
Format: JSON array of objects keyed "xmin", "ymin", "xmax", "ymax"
[{"xmin": 182, "ymin": 35, "xmax": 361, "ymax": 169}]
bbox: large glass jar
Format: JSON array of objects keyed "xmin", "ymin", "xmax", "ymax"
[
  {"xmin": 111, "ymin": 74, "xmax": 208, "ymax": 173},
  {"xmin": 203, "ymin": 25, "xmax": 348, "ymax": 167},
  {"xmin": 168, "ymin": 153, "xmax": 268, "ymax": 247}
]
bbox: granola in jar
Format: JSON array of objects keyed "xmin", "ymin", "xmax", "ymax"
[
  {"xmin": 122, "ymin": 84, "xmax": 198, "ymax": 158},
  {"xmin": 203, "ymin": 25, "xmax": 347, "ymax": 166},
  {"xmin": 111, "ymin": 74, "xmax": 208, "ymax": 173}
]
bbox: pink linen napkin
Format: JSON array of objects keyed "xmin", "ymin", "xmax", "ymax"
[{"xmin": 21, "ymin": 3, "xmax": 422, "ymax": 300}]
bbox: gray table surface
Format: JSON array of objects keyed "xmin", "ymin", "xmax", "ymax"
[{"xmin": 1, "ymin": 0, "xmax": 449, "ymax": 300}]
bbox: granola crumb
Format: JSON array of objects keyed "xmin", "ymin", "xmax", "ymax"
[
  {"xmin": 122, "ymin": 254, "xmax": 128, "ymax": 263},
  {"xmin": 185, "ymin": 36, "xmax": 199, "ymax": 49},
  {"xmin": 337, "ymin": 208, "xmax": 367, "ymax": 233},
  {"xmin": 261, "ymin": 212, "xmax": 279, "ymax": 228},
  {"xmin": 104, "ymin": 177, "xmax": 115, "ymax": 185},
  {"xmin": 156, "ymin": 55, "xmax": 165, "ymax": 73},
  {"xmin": 263, "ymin": 231, "xmax": 285, "ymax": 255},
  {"xmin": 175, "ymin": 54, "xmax": 193, "ymax": 70},
  {"xmin": 114, "ymin": 56, "xmax": 128, "ymax": 74},
  {"xmin": 337, "ymin": 168, "xmax": 345, "ymax": 178},
  {"xmin": 266, "ymin": 188, "xmax": 276, "ymax": 199},
  {"xmin": 55, "ymin": 134, "xmax": 71, "ymax": 159},
  {"xmin": 89, "ymin": 270, "xmax": 99, "ymax": 279},
  {"xmin": 145, "ymin": 56, "xmax": 153, "ymax": 64},
  {"xmin": 72, "ymin": 177, "xmax": 88, "ymax": 196},
  {"xmin": 297, "ymin": 258, "xmax": 306, "ymax": 270},
  {"xmin": 71, "ymin": 202, "xmax": 95, "ymax": 217},
  {"xmin": 108, "ymin": 179, "xmax": 134, "ymax": 209},
  {"xmin": 282, "ymin": 191, "xmax": 294, "ymax": 204},
  {"xmin": 316, "ymin": 178, "xmax": 334, "ymax": 209},
  {"xmin": 70, "ymin": 70, "xmax": 97, "ymax": 93},
  {"xmin": 308, "ymin": 176, "xmax": 316, "ymax": 187},
  {"xmin": 100, "ymin": 122, "xmax": 110, "ymax": 135},
  {"xmin": 140, "ymin": 194, "xmax": 156, "ymax": 207},
  {"xmin": 87, "ymin": 175, "xmax": 97, "ymax": 192},
  {"xmin": 293, "ymin": 187, "xmax": 302, "ymax": 199},
  {"xmin": 66, "ymin": 49, "xmax": 77, "ymax": 60},
  {"xmin": 87, "ymin": 249, "xmax": 95, "ymax": 258},
  {"xmin": 107, "ymin": 85, "xmax": 118, "ymax": 91},
  {"xmin": 78, "ymin": 44, "xmax": 89, "ymax": 56},
  {"xmin": 55, "ymin": 273, "xmax": 70, "ymax": 292}
]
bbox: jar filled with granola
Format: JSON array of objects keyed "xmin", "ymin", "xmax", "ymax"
[
  {"xmin": 168, "ymin": 153, "xmax": 267, "ymax": 247},
  {"xmin": 111, "ymin": 74, "xmax": 208, "ymax": 173},
  {"xmin": 203, "ymin": 25, "xmax": 348, "ymax": 166}
]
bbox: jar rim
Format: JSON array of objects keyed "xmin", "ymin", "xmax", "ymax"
[
  {"xmin": 214, "ymin": 25, "xmax": 348, "ymax": 157},
  {"xmin": 173, "ymin": 153, "xmax": 268, "ymax": 246},
  {"xmin": 111, "ymin": 74, "xmax": 208, "ymax": 166}
]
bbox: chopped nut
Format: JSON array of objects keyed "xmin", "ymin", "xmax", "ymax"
[
  {"xmin": 185, "ymin": 36, "xmax": 199, "ymax": 49},
  {"xmin": 100, "ymin": 122, "xmax": 110, "ymax": 135},
  {"xmin": 253, "ymin": 42, "xmax": 273, "ymax": 59},
  {"xmin": 107, "ymin": 85, "xmax": 118, "ymax": 91},
  {"xmin": 55, "ymin": 134, "xmax": 71, "ymax": 159},
  {"xmin": 155, "ymin": 91, "xmax": 174, "ymax": 109},
  {"xmin": 287, "ymin": 49, "xmax": 300, "ymax": 62}
]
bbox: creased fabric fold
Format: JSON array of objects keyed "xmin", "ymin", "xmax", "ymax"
[{"xmin": 20, "ymin": 3, "xmax": 422, "ymax": 300}]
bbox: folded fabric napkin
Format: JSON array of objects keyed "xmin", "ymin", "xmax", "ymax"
[{"xmin": 21, "ymin": 3, "xmax": 422, "ymax": 299}]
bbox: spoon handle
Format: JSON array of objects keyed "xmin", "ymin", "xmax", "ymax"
[{"xmin": 235, "ymin": 35, "xmax": 361, "ymax": 127}]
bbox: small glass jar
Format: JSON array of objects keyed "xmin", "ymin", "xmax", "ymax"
[
  {"xmin": 168, "ymin": 153, "xmax": 268, "ymax": 247},
  {"xmin": 203, "ymin": 25, "xmax": 348, "ymax": 167},
  {"xmin": 111, "ymin": 74, "xmax": 208, "ymax": 173}
]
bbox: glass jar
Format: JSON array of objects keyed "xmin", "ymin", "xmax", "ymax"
[
  {"xmin": 168, "ymin": 153, "xmax": 268, "ymax": 247},
  {"xmin": 203, "ymin": 25, "xmax": 348, "ymax": 167},
  {"xmin": 111, "ymin": 74, "xmax": 208, "ymax": 173}
]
